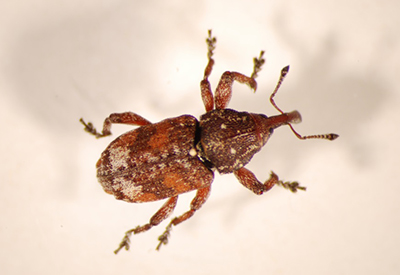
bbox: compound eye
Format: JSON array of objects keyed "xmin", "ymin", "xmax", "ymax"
[{"xmin": 269, "ymin": 128, "xmax": 274, "ymax": 134}]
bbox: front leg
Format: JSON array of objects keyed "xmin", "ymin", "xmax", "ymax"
[
  {"xmin": 200, "ymin": 30, "xmax": 217, "ymax": 112},
  {"xmin": 80, "ymin": 112, "xmax": 152, "ymax": 138},
  {"xmin": 234, "ymin": 167, "xmax": 306, "ymax": 194},
  {"xmin": 215, "ymin": 51, "xmax": 265, "ymax": 110}
]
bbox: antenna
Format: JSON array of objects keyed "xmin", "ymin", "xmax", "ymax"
[{"xmin": 269, "ymin": 66, "xmax": 339, "ymax": 141}]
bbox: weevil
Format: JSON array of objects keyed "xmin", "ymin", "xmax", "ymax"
[{"xmin": 80, "ymin": 30, "xmax": 338, "ymax": 253}]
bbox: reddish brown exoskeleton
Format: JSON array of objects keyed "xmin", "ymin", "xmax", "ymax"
[{"xmin": 80, "ymin": 30, "xmax": 338, "ymax": 253}]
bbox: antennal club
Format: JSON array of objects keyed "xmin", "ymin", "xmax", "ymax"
[{"xmin": 270, "ymin": 66, "xmax": 339, "ymax": 141}]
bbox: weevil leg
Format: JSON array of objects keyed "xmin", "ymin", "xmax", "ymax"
[
  {"xmin": 80, "ymin": 112, "xmax": 152, "ymax": 138},
  {"xmin": 201, "ymin": 78, "xmax": 214, "ymax": 112},
  {"xmin": 215, "ymin": 51, "xmax": 265, "ymax": 109},
  {"xmin": 114, "ymin": 196, "xmax": 179, "ymax": 254},
  {"xmin": 156, "ymin": 186, "xmax": 211, "ymax": 250},
  {"xmin": 200, "ymin": 30, "xmax": 217, "ymax": 112},
  {"xmin": 234, "ymin": 167, "xmax": 306, "ymax": 195}
]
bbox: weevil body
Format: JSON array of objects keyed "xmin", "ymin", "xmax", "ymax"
[
  {"xmin": 80, "ymin": 30, "xmax": 338, "ymax": 253},
  {"xmin": 96, "ymin": 115, "xmax": 213, "ymax": 203}
]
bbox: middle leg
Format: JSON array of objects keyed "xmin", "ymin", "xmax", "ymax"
[{"xmin": 234, "ymin": 167, "xmax": 306, "ymax": 195}]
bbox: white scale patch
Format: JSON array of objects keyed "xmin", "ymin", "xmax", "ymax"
[
  {"xmin": 148, "ymin": 155, "xmax": 160, "ymax": 163},
  {"xmin": 112, "ymin": 177, "xmax": 143, "ymax": 202},
  {"xmin": 161, "ymin": 151, "xmax": 169, "ymax": 159},
  {"xmin": 109, "ymin": 147, "xmax": 130, "ymax": 172},
  {"xmin": 182, "ymin": 159, "xmax": 193, "ymax": 169},
  {"xmin": 172, "ymin": 145, "xmax": 181, "ymax": 155},
  {"xmin": 232, "ymin": 159, "xmax": 242, "ymax": 168}
]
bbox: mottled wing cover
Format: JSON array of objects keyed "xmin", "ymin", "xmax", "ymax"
[{"xmin": 96, "ymin": 115, "xmax": 214, "ymax": 203}]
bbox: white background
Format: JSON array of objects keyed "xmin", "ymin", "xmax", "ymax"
[{"xmin": 1, "ymin": 1, "xmax": 399, "ymax": 274}]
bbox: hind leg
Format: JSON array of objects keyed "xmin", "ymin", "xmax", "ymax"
[
  {"xmin": 80, "ymin": 112, "xmax": 152, "ymax": 138},
  {"xmin": 114, "ymin": 196, "xmax": 178, "ymax": 254},
  {"xmin": 156, "ymin": 186, "xmax": 211, "ymax": 250}
]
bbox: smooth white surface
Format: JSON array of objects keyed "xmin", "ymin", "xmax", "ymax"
[{"xmin": 1, "ymin": 1, "xmax": 399, "ymax": 274}]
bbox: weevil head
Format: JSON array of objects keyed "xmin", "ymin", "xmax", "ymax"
[{"xmin": 252, "ymin": 110, "xmax": 302, "ymax": 146}]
